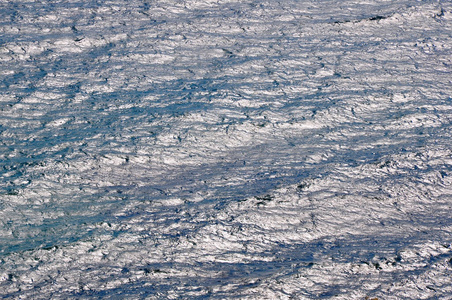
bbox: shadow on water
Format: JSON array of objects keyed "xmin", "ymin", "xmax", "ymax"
[{"xmin": 26, "ymin": 231, "xmax": 448, "ymax": 299}]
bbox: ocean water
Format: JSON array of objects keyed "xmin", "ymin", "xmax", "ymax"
[{"xmin": 1, "ymin": 0, "xmax": 452, "ymax": 298}]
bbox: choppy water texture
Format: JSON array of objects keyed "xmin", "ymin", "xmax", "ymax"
[{"xmin": 1, "ymin": 0, "xmax": 452, "ymax": 299}]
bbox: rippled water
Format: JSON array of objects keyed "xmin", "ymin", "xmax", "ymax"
[{"xmin": 1, "ymin": 0, "xmax": 452, "ymax": 298}]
